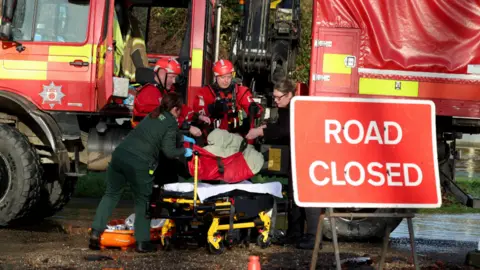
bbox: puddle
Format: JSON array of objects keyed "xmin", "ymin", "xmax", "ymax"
[
  {"xmin": 391, "ymin": 213, "xmax": 480, "ymax": 243},
  {"xmin": 455, "ymin": 145, "xmax": 480, "ymax": 179}
]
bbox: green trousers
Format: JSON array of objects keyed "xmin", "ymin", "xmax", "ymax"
[{"xmin": 91, "ymin": 148, "xmax": 154, "ymax": 242}]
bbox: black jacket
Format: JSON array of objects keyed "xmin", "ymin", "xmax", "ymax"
[
  {"xmin": 117, "ymin": 111, "xmax": 185, "ymax": 164},
  {"xmin": 263, "ymin": 106, "xmax": 290, "ymax": 145}
]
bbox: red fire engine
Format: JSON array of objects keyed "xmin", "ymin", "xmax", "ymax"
[{"xmin": 0, "ymin": 0, "xmax": 219, "ymax": 225}]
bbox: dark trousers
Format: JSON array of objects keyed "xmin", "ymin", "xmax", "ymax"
[
  {"xmin": 91, "ymin": 148, "xmax": 154, "ymax": 242},
  {"xmin": 286, "ymin": 175, "xmax": 321, "ymax": 237}
]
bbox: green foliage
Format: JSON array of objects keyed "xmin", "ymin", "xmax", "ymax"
[
  {"xmin": 291, "ymin": 1, "xmax": 313, "ymax": 83},
  {"xmin": 132, "ymin": 6, "xmax": 188, "ymax": 55},
  {"xmin": 219, "ymin": 1, "xmax": 242, "ymax": 60}
]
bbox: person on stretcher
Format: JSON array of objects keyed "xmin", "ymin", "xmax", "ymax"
[
  {"xmin": 192, "ymin": 59, "xmax": 263, "ymax": 138},
  {"xmin": 132, "ymin": 57, "xmax": 211, "ymax": 137}
]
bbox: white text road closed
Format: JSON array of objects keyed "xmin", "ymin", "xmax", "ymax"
[
  {"xmin": 309, "ymin": 161, "xmax": 422, "ymax": 187},
  {"xmin": 325, "ymin": 120, "xmax": 402, "ymax": 145},
  {"xmin": 290, "ymin": 96, "xmax": 441, "ymax": 208}
]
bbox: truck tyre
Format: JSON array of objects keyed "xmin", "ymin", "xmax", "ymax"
[
  {"xmin": 31, "ymin": 164, "xmax": 77, "ymax": 219},
  {"xmin": 322, "ymin": 208, "xmax": 411, "ymax": 242},
  {"xmin": 0, "ymin": 124, "xmax": 42, "ymax": 226}
]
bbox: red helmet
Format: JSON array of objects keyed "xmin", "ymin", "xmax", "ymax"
[
  {"xmin": 154, "ymin": 57, "xmax": 181, "ymax": 75},
  {"xmin": 213, "ymin": 59, "xmax": 234, "ymax": 76}
]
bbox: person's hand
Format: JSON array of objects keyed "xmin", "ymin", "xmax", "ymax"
[
  {"xmin": 249, "ymin": 102, "xmax": 261, "ymax": 116},
  {"xmin": 198, "ymin": 114, "xmax": 211, "ymax": 125},
  {"xmin": 184, "ymin": 148, "xmax": 193, "ymax": 157},
  {"xmin": 245, "ymin": 127, "xmax": 264, "ymax": 140},
  {"xmin": 183, "ymin": 135, "xmax": 196, "ymax": 144},
  {"xmin": 214, "ymin": 98, "xmax": 228, "ymax": 111},
  {"xmin": 189, "ymin": 126, "xmax": 202, "ymax": 137},
  {"xmin": 208, "ymin": 98, "xmax": 228, "ymax": 118}
]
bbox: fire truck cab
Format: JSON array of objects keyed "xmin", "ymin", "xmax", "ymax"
[{"xmin": 0, "ymin": 0, "xmax": 217, "ymax": 225}]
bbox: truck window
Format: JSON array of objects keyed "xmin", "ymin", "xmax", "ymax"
[
  {"xmin": 11, "ymin": 0, "xmax": 90, "ymax": 43},
  {"xmin": 131, "ymin": 6, "xmax": 188, "ymax": 55}
]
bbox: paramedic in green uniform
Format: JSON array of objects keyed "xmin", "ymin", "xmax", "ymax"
[{"xmin": 89, "ymin": 92, "xmax": 195, "ymax": 253}]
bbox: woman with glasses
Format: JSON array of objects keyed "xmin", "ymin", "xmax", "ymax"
[{"xmin": 246, "ymin": 79, "xmax": 321, "ymax": 250}]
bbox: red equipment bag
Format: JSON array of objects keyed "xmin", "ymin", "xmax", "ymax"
[{"xmin": 184, "ymin": 142, "xmax": 254, "ymax": 184}]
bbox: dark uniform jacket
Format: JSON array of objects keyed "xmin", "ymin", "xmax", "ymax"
[
  {"xmin": 263, "ymin": 106, "xmax": 290, "ymax": 145},
  {"xmin": 117, "ymin": 111, "xmax": 185, "ymax": 165}
]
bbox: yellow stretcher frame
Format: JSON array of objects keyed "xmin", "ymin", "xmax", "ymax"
[{"xmin": 158, "ymin": 152, "xmax": 273, "ymax": 254}]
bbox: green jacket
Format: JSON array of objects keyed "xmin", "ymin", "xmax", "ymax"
[{"xmin": 116, "ymin": 111, "xmax": 185, "ymax": 165}]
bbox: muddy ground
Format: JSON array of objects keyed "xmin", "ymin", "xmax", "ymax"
[{"xmin": 0, "ymin": 198, "xmax": 477, "ymax": 270}]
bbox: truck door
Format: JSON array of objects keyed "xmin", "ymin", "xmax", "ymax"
[
  {"xmin": 6, "ymin": 0, "xmax": 94, "ymax": 111},
  {"xmin": 310, "ymin": 27, "xmax": 360, "ymax": 96},
  {"xmin": 95, "ymin": 0, "xmax": 115, "ymax": 109}
]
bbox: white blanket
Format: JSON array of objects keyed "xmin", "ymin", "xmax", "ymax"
[{"xmin": 163, "ymin": 181, "xmax": 283, "ymax": 202}]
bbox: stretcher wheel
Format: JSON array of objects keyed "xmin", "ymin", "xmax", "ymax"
[
  {"xmin": 208, "ymin": 242, "xmax": 225, "ymax": 255},
  {"xmin": 256, "ymin": 234, "xmax": 271, "ymax": 249}
]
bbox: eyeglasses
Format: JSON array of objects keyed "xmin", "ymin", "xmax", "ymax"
[{"xmin": 273, "ymin": 93, "xmax": 287, "ymax": 101}]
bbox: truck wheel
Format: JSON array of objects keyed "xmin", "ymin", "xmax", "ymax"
[
  {"xmin": 322, "ymin": 208, "xmax": 411, "ymax": 242},
  {"xmin": 0, "ymin": 124, "xmax": 42, "ymax": 226},
  {"xmin": 33, "ymin": 163, "xmax": 77, "ymax": 219}
]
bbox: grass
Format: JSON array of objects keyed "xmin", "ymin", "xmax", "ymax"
[
  {"xmin": 73, "ymin": 172, "xmax": 135, "ymax": 200},
  {"xmin": 419, "ymin": 176, "xmax": 480, "ymax": 214},
  {"xmin": 73, "ymin": 173, "xmax": 480, "ymax": 214}
]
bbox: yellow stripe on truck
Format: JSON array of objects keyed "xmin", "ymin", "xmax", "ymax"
[
  {"xmin": 3, "ymin": 60, "xmax": 47, "ymax": 70},
  {"xmin": 191, "ymin": 48, "xmax": 203, "ymax": 69},
  {"xmin": 0, "ymin": 60, "xmax": 47, "ymax": 80},
  {"xmin": 359, "ymin": 78, "xmax": 419, "ymax": 97},
  {"xmin": 48, "ymin": 44, "xmax": 93, "ymax": 63},
  {"xmin": 323, "ymin": 54, "xmax": 352, "ymax": 74}
]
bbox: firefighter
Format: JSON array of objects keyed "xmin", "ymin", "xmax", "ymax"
[
  {"xmin": 89, "ymin": 92, "xmax": 194, "ymax": 253},
  {"xmin": 192, "ymin": 59, "xmax": 263, "ymax": 136},
  {"xmin": 132, "ymin": 57, "xmax": 210, "ymax": 136},
  {"xmin": 246, "ymin": 79, "xmax": 322, "ymax": 250}
]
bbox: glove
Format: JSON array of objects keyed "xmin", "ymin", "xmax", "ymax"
[
  {"xmin": 180, "ymin": 121, "xmax": 191, "ymax": 131},
  {"xmin": 183, "ymin": 135, "xmax": 196, "ymax": 144},
  {"xmin": 184, "ymin": 148, "xmax": 193, "ymax": 157},
  {"xmin": 249, "ymin": 102, "xmax": 261, "ymax": 116},
  {"xmin": 208, "ymin": 98, "xmax": 228, "ymax": 118}
]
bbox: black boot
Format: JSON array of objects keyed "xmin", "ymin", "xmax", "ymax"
[
  {"xmin": 296, "ymin": 233, "xmax": 321, "ymax": 250},
  {"xmin": 89, "ymin": 229, "xmax": 103, "ymax": 250},
  {"xmin": 284, "ymin": 232, "xmax": 302, "ymax": 245},
  {"xmin": 135, "ymin": 241, "xmax": 158, "ymax": 253}
]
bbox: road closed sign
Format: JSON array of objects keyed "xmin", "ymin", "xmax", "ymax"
[{"xmin": 290, "ymin": 96, "xmax": 441, "ymax": 208}]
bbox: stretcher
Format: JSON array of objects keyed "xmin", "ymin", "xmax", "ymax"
[{"xmin": 148, "ymin": 150, "xmax": 283, "ymax": 254}]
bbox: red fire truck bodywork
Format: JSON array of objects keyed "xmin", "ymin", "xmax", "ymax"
[
  {"xmin": 0, "ymin": 0, "xmax": 218, "ymax": 226},
  {"xmin": 0, "ymin": 0, "xmax": 213, "ymax": 114},
  {"xmin": 310, "ymin": 0, "xmax": 480, "ymax": 118}
]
